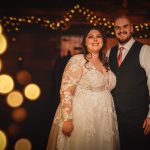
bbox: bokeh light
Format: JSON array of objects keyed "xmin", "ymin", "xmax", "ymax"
[
  {"xmin": 0, "ymin": 74, "xmax": 14, "ymax": 94},
  {"xmin": 16, "ymin": 70, "xmax": 32, "ymax": 85},
  {"xmin": 7, "ymin": 91, "xmax": 24, "ymax": 108},
  {"xmin": 0, "ymin": 130, "xmax": 7, "ymax": 150},
  {"xmin": 24, "ymin": 83, "xmax": 41, "ymax": 101},
  {"xmin": 0, "ymin": 59, "xmax": 2, "ymax": 72},
  {"xmin": 0, "ymin": 34, "xmax": 7, "ymax": 55},
  {"xmin": 11, "ymin": 107, "xmax": 27, "ymax": 122},
  {"xmin": 0, "ymin": 5, "xmax": 149, "ymax": 38},
  {"xmin": 14, "ymin": 138, "xmax": 32, "ymax": 150},
  {"xmin": 0, "ymin": 24, "xmax": 2, "ymax": 33}
]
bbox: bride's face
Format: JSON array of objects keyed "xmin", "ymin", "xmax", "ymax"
[{"xmin": 85, "ymin": 29, "xmax": 103, "ymax": 54}]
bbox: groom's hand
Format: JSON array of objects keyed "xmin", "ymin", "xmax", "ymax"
[{"xmin": 143, "ymin": 118, "xmax": 150, "ymax": 135}]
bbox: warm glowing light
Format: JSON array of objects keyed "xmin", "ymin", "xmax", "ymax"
[
  {"xmin": 90, "ymin": 20, "xmax": 93, "ymax": 23},
  {"xmin": 111, "ymin": 32, "xmax": 114, "ymax": 35},
  {"xmin": 0, "ymin": 59, "xmax": 2, "ymax": 72},
  {"xmin": 0, "ymin": 34, "xmax": 7, "ymax": 55},
  {"xmin": 0, "ymin": 24, "xmax": 2, "ymax": 33},
  {"xmin": 0, "ymin": 74, "xmax": 14, "ymax": 94},
  {"xmin": 0, "ymin": 5, "xmax": 149, "ymax": 39},
  {"xmin": 12, "ymin": 37, "xmax": 16, "ymax": 42},
  {"xmin": 144, "ymin": 23, "xmax": 148, "ymax": 26},
  {"xmin": 24, "ymin": 83, "xmax": 41, "ymax": 100},
  {"xmin": 15, "ymin": 28, "xmax": 19, "ymax": 31},
  {"xmin": 79, "ymin": 9, "xmax": 82, "ymax": 13},
  {"xmin": 0, "ymin": 130, "xmax": 7, "ymax": 150},
  {"xmin": 65, "ymin": 18, "xmax": 69, "ymax": 22},
  {"xmin": 7, "ymin": 91, "xmax": 24, "ymax": 107},
  {"xmin": 135, "ymin": 25, "xmax": 139, "ymax": 29},
  {"xmin": 70, "ymin": 9, "xmax": 75, "ymax": 13},
  {"xmin": 12, "ymin": 107, "xmax": 27, "ymax": 122},
  {"xmin": 15, "ymin": 138, "xmax": 32, "ymax": 150},
  {"xmin": 16, "ymin": 70, "xmax": 32, "ymax": 85},
  {"xmin": 56, "ymin": 23, "xmax": 60, "ymax": 27},
  {"xmin": 103, "ymin": 18, "xmax": 106, "ymax": 21}
]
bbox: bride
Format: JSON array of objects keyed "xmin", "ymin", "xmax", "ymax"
[{"xmin": 47, "ymin": 26, "xmax": 120, "ymax": 150}]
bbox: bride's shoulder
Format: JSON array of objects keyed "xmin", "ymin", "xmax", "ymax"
[
  {"xmin": 108, "ymin": 69, "xmax": 116, "ymax": 78},
  {"xmin": 71, "ymin": 54, "xmax": 84, "ymax": 59}
]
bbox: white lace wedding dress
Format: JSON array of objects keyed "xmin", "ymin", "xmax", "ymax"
[{"xmin": 47, "ymin": 54, "xmax": 120, "ymax": 150}]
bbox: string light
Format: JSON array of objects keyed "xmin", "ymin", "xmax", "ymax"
[{"xmin": 0, "ymin": 4, "xmax": 149, "ymax": 38}]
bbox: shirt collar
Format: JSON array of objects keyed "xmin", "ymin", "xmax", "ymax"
[{"xmin": 119, "ymin": 37, "xmax": 135, "ymax": 51}]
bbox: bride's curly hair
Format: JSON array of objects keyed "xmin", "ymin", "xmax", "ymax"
[{"xmin": 81, "ymin": 25, "xmax": 109, "ymax": 71}]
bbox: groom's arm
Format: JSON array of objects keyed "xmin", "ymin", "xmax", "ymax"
[{"xmin": 140, "ymin": 44, "xmax": 150, "ymax": 135}]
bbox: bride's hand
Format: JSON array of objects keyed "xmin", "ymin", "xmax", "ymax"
[{"xmin": 62, "ymin": 120, "xmax": 74, "ymax": 136}]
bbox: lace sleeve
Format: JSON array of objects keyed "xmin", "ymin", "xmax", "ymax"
[{"xmin": 60, "ymin": 56, "xmax": 83, "ymax": 121}]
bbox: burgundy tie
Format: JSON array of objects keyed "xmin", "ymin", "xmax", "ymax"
[{"xmin": 117, "ymin": 47, "xmax": 124, "ymax": 67}]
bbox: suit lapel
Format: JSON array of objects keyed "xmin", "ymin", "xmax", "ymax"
[{"xmin": 118, "ymin": 41, "xmax": 137, "ymax": 69}]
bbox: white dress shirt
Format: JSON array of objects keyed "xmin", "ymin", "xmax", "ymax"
[{"xmin": 107, "ymin": 38, "xmax": 150, "ymax": 118}]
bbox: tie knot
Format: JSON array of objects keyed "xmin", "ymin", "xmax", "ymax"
[{"xmin": 119, "ymin": 47, "xmax": 124, "ymax": 52}]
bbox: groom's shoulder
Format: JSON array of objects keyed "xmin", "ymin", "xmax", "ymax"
[{"xmin": 111, "ymin": 44, "xmax": 118, "ymax": 50}]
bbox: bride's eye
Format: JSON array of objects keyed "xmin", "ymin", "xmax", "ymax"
[{"xmin": 87, "ymin": 36, "xmax": 93, "ymax": 38}]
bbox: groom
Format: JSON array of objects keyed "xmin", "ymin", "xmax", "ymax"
[{"xmin": 109, "ymin": 16, "xmax": 150, "ymax": 150}]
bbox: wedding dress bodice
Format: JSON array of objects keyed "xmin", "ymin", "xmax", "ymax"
[{"xmin": 60, "ymin": 54, "xmax": 116, "ymax": 121}]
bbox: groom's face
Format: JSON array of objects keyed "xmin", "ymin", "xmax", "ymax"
[{"xmin": 114, "ymin": 17, "xmax": 133, "ymax": 44}]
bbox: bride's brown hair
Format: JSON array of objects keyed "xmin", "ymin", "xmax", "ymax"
[{"xmin": 81, "ymin": 25, "xmax": 109, "ymax": 71}]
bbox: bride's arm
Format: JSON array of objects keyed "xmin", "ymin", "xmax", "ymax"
[{"xmin": 60, "ymin": 56, "xmax": 83, "ymax": 135}]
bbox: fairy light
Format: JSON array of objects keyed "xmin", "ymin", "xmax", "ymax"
[{"xmin": 0, "ymin": 4, "xmax": 149, "ymax": 38}]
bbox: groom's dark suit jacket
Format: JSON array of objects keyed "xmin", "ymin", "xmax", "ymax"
[{"xmin": 109, "ymin": 41, "xmax": 149, "ymax": 126}]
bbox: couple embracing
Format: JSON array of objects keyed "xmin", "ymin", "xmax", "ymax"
[{"xmin": 47, "ymin": 16, "xmax": 150, "ymax": 150}]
